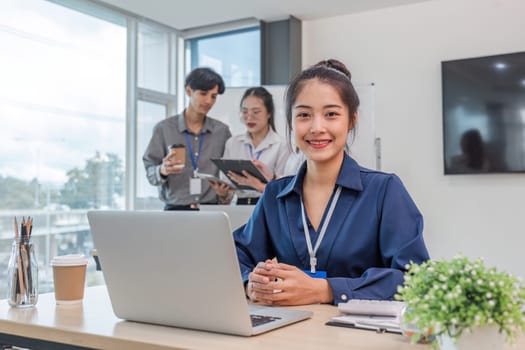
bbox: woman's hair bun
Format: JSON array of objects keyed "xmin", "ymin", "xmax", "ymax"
[{"xmin": 314, "ymin": 59, "xmax": 352, "ymax": 81}]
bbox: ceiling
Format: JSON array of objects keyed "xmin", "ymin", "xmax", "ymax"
[{"xmin": 98, "ymin": 0, "xmax": 432, "ymax": 30}]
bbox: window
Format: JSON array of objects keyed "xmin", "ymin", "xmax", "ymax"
[
  {"xmin": 134, "ymin": 22, "xmax": 178, "ymax": 210},
  {"xmin": 138, "ymin": 23, "xmax": 170, "ymax": 93},
  {"xmin": 186, "ymin": 27, "xmax": 261, "ymax": 87},
  {"xmin": 0, "ymin": 0, "xmax": 126, "ymax": 295},
  {"xmin": 135, "ymin": 101, "xmax": 167, "ymax": 210}
]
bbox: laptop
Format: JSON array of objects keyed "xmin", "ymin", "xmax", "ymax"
[{"xmin": 87, "ymin": 210, "xmax": 313, "ymax": 336}]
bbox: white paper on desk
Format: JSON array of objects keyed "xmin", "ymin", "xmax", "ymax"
[
  {"xmin": 337, "ymin": 300, "xmax": 406, "ymax": 317},
  {"xmin": 330, "ymin": 314, "xmax": 402, "ymax": 333}
]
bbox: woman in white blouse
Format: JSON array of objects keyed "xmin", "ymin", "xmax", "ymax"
[{"xmin": 210, "ymin": 87, "xmax": 290, "ymax": 205}]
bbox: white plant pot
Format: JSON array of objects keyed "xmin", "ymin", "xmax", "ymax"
[{"xmin": 437, "ymin": 326, "xmax": 505, "ymax": 350}]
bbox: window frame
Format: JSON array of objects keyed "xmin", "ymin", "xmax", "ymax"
[
  {"xmin": 126, "ymin": 17, "xmax": 179, "ymax": 210},
  {"xmin": 181, "ymin": 18, "xmax": 261, "ymax": 88}
]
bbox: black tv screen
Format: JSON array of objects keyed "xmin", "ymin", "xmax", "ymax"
[{"xmin": 442, "ymin": 51, "xmax": 525, "ymax": 174}]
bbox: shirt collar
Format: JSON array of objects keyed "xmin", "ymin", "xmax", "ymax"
[
  {"xmin": 238, "ymin": 128, "xmax": 280, "ymax": 149},
  {"xmin": 178, "ymin": 110, "xmax": 212, "ymax": 134},
  {"xmin": 238, "ymin": 132, "xmax": 251, "ymax": 143},
  {"xmin": 277, "ymin": 152, "xmax": 364, "ymax": 198}
]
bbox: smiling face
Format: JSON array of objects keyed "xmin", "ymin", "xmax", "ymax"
[
  {"xmin": 241, "ymin": 95, "xmax": 270, "ymax": 136},
  {"xmin": 186, "ymin": 85, "xmax": 220, "ymax": 116},
  {"xmin": 292, "ymin": 79, "xmax": 355, "ymax": 165}
]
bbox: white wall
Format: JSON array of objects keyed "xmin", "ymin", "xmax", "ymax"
[{"xmin": 303, "ymin": 0, "xmax": 525, "ymax": 278}]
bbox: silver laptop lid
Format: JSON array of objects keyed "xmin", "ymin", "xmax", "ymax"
[{"xmin": 88, "ymin": 210, "xmax": 254, "ymax": 336}]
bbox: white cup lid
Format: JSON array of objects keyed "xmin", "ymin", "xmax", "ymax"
[{"xmin": 51, "ymin": 254, "xmax": 88, "ymax": 266}]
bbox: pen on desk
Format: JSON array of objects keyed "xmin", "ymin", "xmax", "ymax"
[
  {"xmin": 354, "ymin": 322, "xmax": 386, "ymax": 333},
  {"xmin": 354, "ymin": 321, "xmax": 402, "ymax": 334}
]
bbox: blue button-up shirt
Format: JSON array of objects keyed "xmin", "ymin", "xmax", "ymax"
[{"xmin": 234, "ymin": 153, "xmax": 430, "ymax": 304}]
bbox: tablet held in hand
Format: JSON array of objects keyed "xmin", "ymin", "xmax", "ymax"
[{"xmin": 211, "ymin": 159, "xmax": 267, "ymax": 190}]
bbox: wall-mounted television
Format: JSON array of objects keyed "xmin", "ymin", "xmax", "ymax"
[{"xmin": 442, "ymin": 51, "xmax": 525, "ymax": 174}]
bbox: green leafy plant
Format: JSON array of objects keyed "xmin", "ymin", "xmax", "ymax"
[{"xmin": 396, "ymin": 255, "xmax": 525, "ymax": 347}]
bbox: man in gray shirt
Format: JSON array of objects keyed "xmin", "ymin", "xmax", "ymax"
[{"xmin": 143, "ymin": 67, "xmax": 231, "ymax": 210}]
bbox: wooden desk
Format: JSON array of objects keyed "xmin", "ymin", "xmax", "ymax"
[{"xmin": 0, "ymin": 286, "xmax": 523, "ymax": 350}]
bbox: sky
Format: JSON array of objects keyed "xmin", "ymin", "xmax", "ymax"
[{"xmin": 0, "ymin": 0, "xmax": 126, "ymax": 186}]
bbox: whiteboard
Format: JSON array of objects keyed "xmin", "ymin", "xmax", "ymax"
[{"xmin": 211, "ymin": 84, "xmax": 377, "ymax": 169}]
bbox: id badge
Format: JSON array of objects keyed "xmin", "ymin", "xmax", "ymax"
[
  {"xmin": 304, "ymin": 270, "xmax": 327, "ymax": 279},
  {"xmin": 189, "ymin": 177, "xmax": 202, "ymax": 195}
]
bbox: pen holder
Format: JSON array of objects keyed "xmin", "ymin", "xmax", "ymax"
[{"xmin": 6, "ymin": 237, "xmax": 39, "ymax": 308}]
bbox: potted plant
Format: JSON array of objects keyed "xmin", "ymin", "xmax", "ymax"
[{"xmin": 396, "ymin": 255, "xmax": 525, "ymax": 350}]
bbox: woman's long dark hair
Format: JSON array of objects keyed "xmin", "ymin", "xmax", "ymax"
[{"xmin": 241, "ymin": 87, "xmax": 276, "ymax": 131}]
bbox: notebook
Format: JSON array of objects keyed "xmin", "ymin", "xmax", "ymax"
[
  {"xmin": 87, "ymin": 210, "xmax": 312, "ymax": 336},
  {"xmin": 326, "ymin": 299, "xmax": 405, "ymax": 334}
]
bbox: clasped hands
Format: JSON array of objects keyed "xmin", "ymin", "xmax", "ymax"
[{"xmin": 246, "ymin": 260, "xmax": 333, "ymax": 306}]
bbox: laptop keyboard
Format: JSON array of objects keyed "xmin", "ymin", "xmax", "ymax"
[{"xmin": 250, "ymin": 314, "xmax": 282, "ymax": 327}]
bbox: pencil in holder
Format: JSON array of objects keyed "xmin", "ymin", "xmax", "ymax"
[{"xmin": 6, "ymin": 217, "xmax": 39, "ymax": 308}]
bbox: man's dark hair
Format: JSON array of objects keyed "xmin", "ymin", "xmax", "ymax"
[{"xmin": 185, "ymin": 67, "xmax": 225, "ymax": 94}]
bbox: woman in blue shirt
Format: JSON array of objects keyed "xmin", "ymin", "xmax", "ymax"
[{"xmin": 233, "ymin": 59, "xmax": 430, "ymax": 306}]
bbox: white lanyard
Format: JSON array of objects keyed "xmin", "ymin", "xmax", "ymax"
[{"xmin": 300, "ymin": 186, "xmax": 342, "ymax": 274}]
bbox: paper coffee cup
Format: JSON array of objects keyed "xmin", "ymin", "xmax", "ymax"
[
  {"xmin": 168, "ymin": 144, "xmax": 185, "ymax": 169},
  {"xmin": 51, "ymin": 254, "xmax": 88, "ymax": 305}
]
